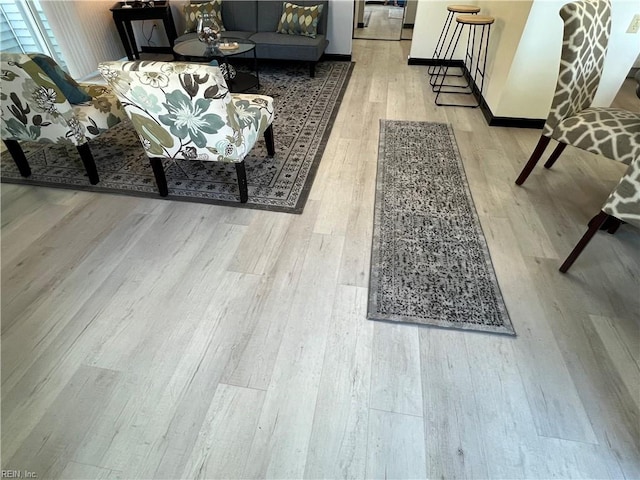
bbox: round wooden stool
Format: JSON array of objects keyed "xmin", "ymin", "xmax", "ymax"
[
  {"xmin": 428, "ymin": 5, "xmax": 481, "ymax": 80},
  {"xmin": 433, "ymin": 14, "xmax": 495, "ymax": 107}
]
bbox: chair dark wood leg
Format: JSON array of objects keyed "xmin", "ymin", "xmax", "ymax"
[
  {"xmin": 149, "ymin": 158, "xmax": 168, "ymax": 197},
  {"xmin": 3, "ymin": 139, "xmax": 31, "ymax": 177},
  {"xmin": 559, "ymin": 210, "xmax": 609, "ymax": 273},
  {"xmin": 544, "ymin": 142, "xmax": 567, "ymax": 169},
  {"xmin": 606, "ymin": 218, "xmax": 622, "ymax": 234},
  {"xmin": 77, "ymin": 143, "xmax": 100, "ymax": 185},
  {"xmin": 515, "ymin": 135, "xmax": 551, "ymax": 186},
  {"xmin": 263, "ymin": 124, "xmax": 275, "ymax": 156},
  {"xmin": 309, "ymin": 62, "xmax": 316, "ymax": 78},
  {"xmin": 235, "ymin": 161, "xmax": 248, "ymax": 203},
  {"xmin": 596, "ymin": 215, "xmax": 623, "ymax": 234}
]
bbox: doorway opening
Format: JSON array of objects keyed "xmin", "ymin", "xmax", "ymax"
[{"xmin": 353, "ymin": 0, "xmax": 414, "ymax": 41}]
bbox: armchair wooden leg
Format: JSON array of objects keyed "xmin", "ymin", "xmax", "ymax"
[
  {"xmin": 264, "ymin": 124, "xmax": 275, "ymax": 156},
  {"xmin": 4, "ymin": 139, "xmax": 31, "ymax": 177},
  {"xmin": 543, "ymin": 142, "xmax": 567, "ymax": 169},
  {"xmin": 149, "ymin": 158, "xmax": 169, "ymax": 197},
  {"xmin": 235, "ymin": 161, "xmax": 248, "ymax": 203},
  {"xmin": 77, "ymin": 143, "xmax": 100, "ymax": 185},
  {"xmin": 605, "ymin": 218, "xmax": 622, "ymax": 234},
  {"xmin": 515, "ymin": 135, "xmax": 551, "ymax": 186},
  {"xmin": 559, "ymin": 210, "xmax": 609, "ymax": 273},
  {"xmin": 595, "ymin": 214, "xmax": 623, "ymax": 234}
]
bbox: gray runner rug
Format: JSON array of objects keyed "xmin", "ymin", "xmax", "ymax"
[
  {"xmin": 1, "ymin": 61, "xmax": 353, "ymax": 214},
  {"xmin": 368, "ymin": 120, "xmax": 515, "ymax": 335}
]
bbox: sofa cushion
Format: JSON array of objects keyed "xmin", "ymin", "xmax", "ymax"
[
  {"xmin": 276, "ymin": 2, "xmax": 323, "ymax": 38},
  {"xmin": 257, "ymin": 0, "xmax": 289, "ymax": 32},
  {"xmin": 29, "ymin": 53, "xmax": 92, "ymax": 104},
  {"xmin": 249, "ymin": 32, "xmax": 327, "ymax": 62},
  {"xmin": 221, "ymin": 0, "xmax": 258, "ymax": 32},
  {"xmin": 183, "ymin": 0, "xmax": 225, "ymax": 34}
]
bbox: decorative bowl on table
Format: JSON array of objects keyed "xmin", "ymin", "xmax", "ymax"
[
  {"xmin": 197, "ymin": 16, "xmax": 219, "ymax": 45},
  {"xmin": 218, "ymin": 41, "xmax": 239, "ymax": 51}
]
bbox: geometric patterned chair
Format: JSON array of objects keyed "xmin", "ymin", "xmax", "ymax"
[
  {"xmin": 1, "ymin": 52, "xmax": 127, "ymax": 184},
  {"xmin": 560, "ymin": 155, "xmax": 640, "ymax": 272},
  {"xmin": 515, "ymin": 0, "xmax": 640, "ymax": 186},
  {"xmin": 513, "ymin": 0, "xmax": 640, "ymax": 271},
  {"xmin": 98, "ymin": 60, "xmax": 275, "ymax": 203}
]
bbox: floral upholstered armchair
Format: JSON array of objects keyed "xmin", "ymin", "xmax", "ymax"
[
  {"xmin": 1, "ymin": 52, "xmax": 126, "ymax": 184},
  {"xmin": 98, "ymin": 60, "xmax": 275, "ymax": 202}
]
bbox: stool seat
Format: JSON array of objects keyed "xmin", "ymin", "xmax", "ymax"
[
  {"xmin": 457, "ymin": 14, "xmax": 495, "ymax": 25},
  {"xmin": 447, "ymin": 5, "xmax": 481, "ymax": 13}
]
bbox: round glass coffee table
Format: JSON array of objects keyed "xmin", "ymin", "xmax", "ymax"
[{"xmin": 173, "ymin": 37, "xmax": 260, "ymax": 92}]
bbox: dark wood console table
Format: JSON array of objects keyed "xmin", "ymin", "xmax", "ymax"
[{"xmin": 110, "ymin": 1, "xmax": 178, "ymax": 60}]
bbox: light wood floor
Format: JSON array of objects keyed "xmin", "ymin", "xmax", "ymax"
[
  {"xmin": 2, "ymin": 40, "xmax": 639, "ymax": 480},
  {"xmin": 353, "ymin": 4, "xmax": 404, "ymax": 41}
]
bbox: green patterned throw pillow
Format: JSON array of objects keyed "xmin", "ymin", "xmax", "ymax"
[
  {"xmin": 183, "ymin": 0, "xmax": 225, "ymax": 34},
  {"xmin": 276, "ymin": 2, "xmax": 323, "ymax": 38}
]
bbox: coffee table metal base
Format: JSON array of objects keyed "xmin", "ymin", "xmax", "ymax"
[
  {"xmin": 226, "ymin": 71, "xmax": 259, "ymax": 93},
  {"xmin": 172, "ymin": 38, "xmax": 260, "ymax": 94}
]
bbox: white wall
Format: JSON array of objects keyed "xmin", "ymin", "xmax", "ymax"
[
  {"xmin": 44, "ymin": 0, "xmax": 125, "ymax": 78},
  {"xmin": 355, "ymin": 0, "xmax": 365, "ymax": 27},
  {"xmin": 474, "ymin": 0, "xmax": 535, "ymax": 118},
  {"xmin": 496, "ymin": 0, "xmax": 640, "ymax": 117},
  {"xmin": 410, "ymin": 0, "xmax": 476, "ymax": 61},
  {"xmin": 410, "ymin": 0, "xmax": 640, "ymax": 119},
  {"xmin": 596, "ymin": 1, "xmax": 640, "ymax": 104},
  {"xmin": 326, "ymin": 0, "xmax": 354, "ymax": 55},
  {"xmin": 404, "ymin": 0, "xmax": 418, "ymax": 25}
]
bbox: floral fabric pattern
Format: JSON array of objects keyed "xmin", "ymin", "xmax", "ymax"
[
  {"xmin": 98, "ymin": 60, "xmax": 274, "ymax": 163},
  {"xmin": 1, "ymin": 52, "xmax": 125, "ymax": 147}
]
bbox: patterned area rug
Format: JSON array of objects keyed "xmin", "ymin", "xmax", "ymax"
[
  {"xmin": 368, "ymin": 120, "xmax": 515, "ymax": 335},
  {"xmin": 1, "ymin": 61, "xmax": 353, "ymax": 214}
]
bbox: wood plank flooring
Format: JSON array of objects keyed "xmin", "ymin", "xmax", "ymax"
[
  {"xmin": 2, "ymin": 40, "xmax": 639, "ymax": 479},
  {"xmin": 353, "ymin": 4, "xmax": 403, "ymax": 41}
]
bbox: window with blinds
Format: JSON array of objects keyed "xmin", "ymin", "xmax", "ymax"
[{"xmin": 0, "ymin": 0, "xmax": 67, "ymax": 70}]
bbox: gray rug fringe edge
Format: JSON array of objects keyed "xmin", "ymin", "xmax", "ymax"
[
  {"xmin": 367, "ymin": 119, "xmax": 516, "ymax": 336},
  {"xmin": 290, "ymin": 61, "xmax": 355, "ymax": 213},
  {"xmin": 367, "ymin": 313, "xmax": 517, "ymax": 336}
]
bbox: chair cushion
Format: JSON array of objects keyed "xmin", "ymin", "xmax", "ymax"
[
  {"xmin": 276, "ymin": 2, "xmax": 324, "ymax": 38},
  {"xmin": 183, "ymin": 0, "xmax": 225, "ymax": 34},
  {"xmin": 552, "ymin": 107, "xmax": 640, "ymax": 166},
  {"xmin": 250, "ymin": 31, "xmax": 327, "ymax": 61},
  {"xmin": 29, "ymin": 53, "xmax": 92, "ymax": 104}
]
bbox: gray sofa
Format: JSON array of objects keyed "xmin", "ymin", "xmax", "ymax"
[{"xmin": 174, "ymin": 0, "xmax": 329, "ymax": 76}]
